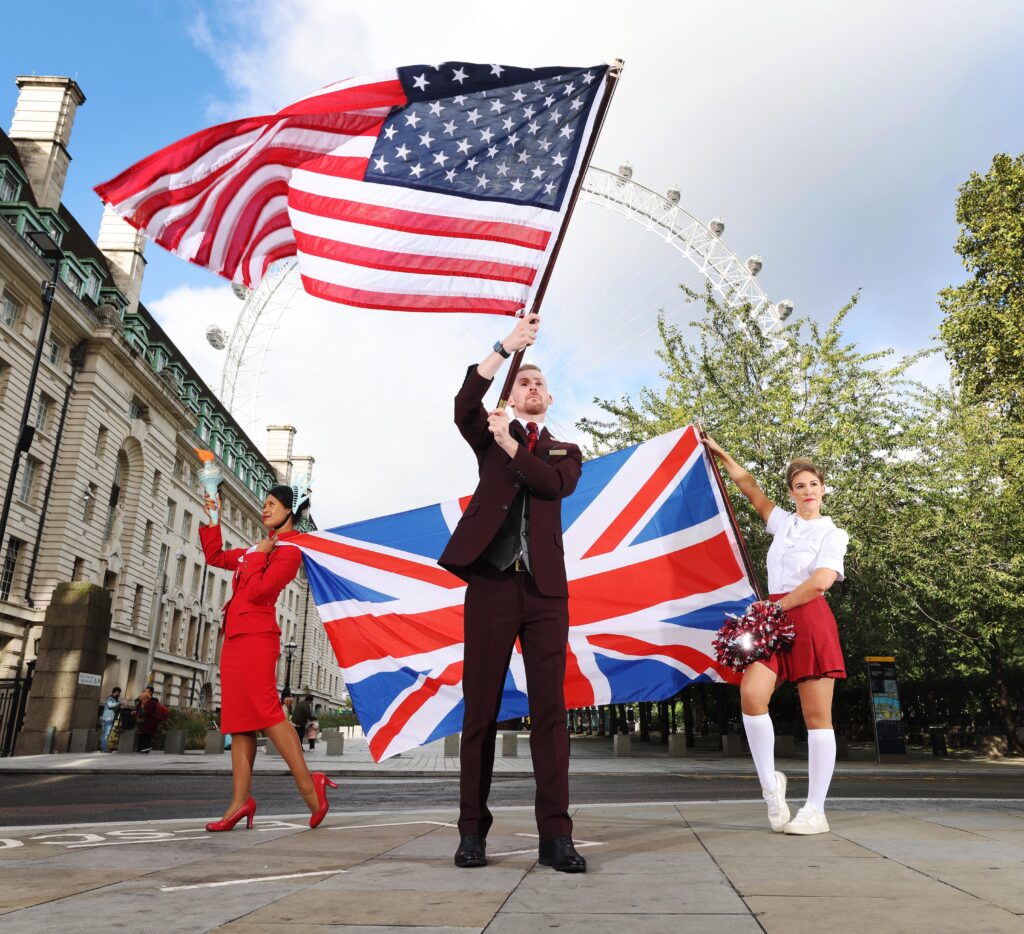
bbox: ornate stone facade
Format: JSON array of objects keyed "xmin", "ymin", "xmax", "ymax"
[{"xmin": 0, "ymin": 76, "xmax": 345, "ymax": 716}]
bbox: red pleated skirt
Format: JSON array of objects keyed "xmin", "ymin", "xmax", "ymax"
[
  {"xmin": 763, "ymin": 594, "xmax": 846, "ymax": 683},
  {"xmin": 219, "ymin": 632, "xmax": 287, "ymax": 734}
]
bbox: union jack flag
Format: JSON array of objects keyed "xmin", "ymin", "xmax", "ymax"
[{"xmin": 294, "ymin": 425, "xmax": 753, "ymax": 761}]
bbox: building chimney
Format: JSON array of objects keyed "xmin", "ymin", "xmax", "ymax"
[
  {"xmin": 9, "ymin": 76, "xmax": 86, "ymax": 211},
  {"xmin": 264, "ymin": 425, "xmax": 297, "ymax": 483},
  {"xmin": 290, "ymin": 455, "xmax": 315, "ymax": 488},
  {"xmin": 97, "ymin": 204, "xmax": 146, "ymax": 312}
]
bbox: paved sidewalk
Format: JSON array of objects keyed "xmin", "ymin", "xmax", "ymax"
[
  {"xmin": 0, "ymin": 799, "xmax": 1021, "ymax": 933},
  {"xmin": 1, "ymin": 734, "xmax": 1021, "ymax": 778}
]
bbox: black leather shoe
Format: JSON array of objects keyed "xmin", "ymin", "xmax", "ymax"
[
  {"xmin": 538, "ymin": 835, "xmax": 587, "ymax": 873},
  {"xmin": 454, "ymin": 833, "xmax": 487, "ymax": 868}
]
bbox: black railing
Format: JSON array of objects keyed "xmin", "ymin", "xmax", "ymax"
[{"xmin": 0, "ymin": 660, "xmax": 34, "ymax": 756}]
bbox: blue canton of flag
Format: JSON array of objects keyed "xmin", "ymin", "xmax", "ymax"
[{"xmin": 367, "ymin": 62, "xmax": 606, "ymax": 211}]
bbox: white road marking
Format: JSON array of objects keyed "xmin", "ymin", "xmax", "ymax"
[
  {"xmin": 328, "ymin": 819, "xmax": 456, "ymax": 831},
  {"xmin": 160, "ymin": 869, "xmax": 347, "ymax": 892}
]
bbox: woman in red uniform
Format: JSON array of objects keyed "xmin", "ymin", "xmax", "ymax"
[
  {"xmin": 704, "ymin": 439, "xmax": 848, "ymax": 836},
  {"xmin": 199, "ymin": 483, "xmax": 336, "ymax": 831}
]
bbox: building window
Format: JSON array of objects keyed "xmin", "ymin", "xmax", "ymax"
[
  {"xmin": 174, "ymin": 556, "xmax": 186, "ymax": 589},
  {"xmin": 165, "ymin": 498, "xmax": 176, "ymax": 528},
  {"xmin": 218, "ymin": 579, "xmax": 227, "ymax": 607},
  {"xmin": 205, "ymin": 570, "xmax": 214, "ymax": 600},
  {"xmin": 190, "ymin": 563, "xmax": 201, "ymax": 595},
  {"xmin": 0, "ymin": 173, "xmax": 19, "ymax": 201},
  {"xmin": 128, "ymin": 397, "xmax": 148, "ymax": 422},
  {"xmin": 130, "ymin": 584, "xmax": 144, "ymax": 628},
  {"xmin": 85, "ymin": 272, "xmax": 100, "ymax": 301},
  {"xmin": 142, "ymin": 520, "xmax": 154, "ymax": 553},
  {"xmin": 173, "ymin": 455, "xmax": 184, "ymax": 479},
  {"xmin": 45, "ymin": 336, "xmax": 63, "ymax": 366},
  {"xmin": 95, "ymin": 426, "xmax": 108, "ymax": 458},
  {"xmin": 0, "ymin": 360, "xmax": 8, "ymax": 405},
  {"xmin": 151, "ymin": 470, "xmax": 162, "ymax": 497},
  {"xmin": 71, "ymin": 557, "xmax": 86, "ymax": 581},
  {"xmin": 62, "ymin": 264, "xmax": 84, "ymax": 295},
  {"xmin": 83, "ymin": 483, "xmax": 97, "ymax": 523},
  {"xmin": 17, "ymin": 458, "xmax": 38, "ymax": 504},
  {"xmin": 0, "ymin": 538, "xmax": 22, "ymax": 600},
  {"xmin": 1, "ymin": 293, "xmax": 18, "ymax": 328},
  {"xmin": 33, "ymin": 394, "xmax": 52, "ymax": 432},
  {"xmin": 180, "ymin": 511, "xmax": 192, "ymax": 541}
]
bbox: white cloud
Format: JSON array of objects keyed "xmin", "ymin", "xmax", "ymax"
[{"xmin": 143, "ymin": 0, "xmax": 1023, "ymax": 528}]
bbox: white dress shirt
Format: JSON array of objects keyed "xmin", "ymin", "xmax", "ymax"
[{"xmin": 765, "ymin": 506, "xmax": 848, "ymax": 594}]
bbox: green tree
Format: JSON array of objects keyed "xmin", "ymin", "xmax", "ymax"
[
  {"xmin": 579, "ymin": 286, "xmax": 932, "ymax": 645},
  {"xmin": 938, "ymin": 153, "xmax": 1024, "ymax": 420},
  {"xmin": 891, "ymin": 391, "xmax": 1023, "ymax": 751}
]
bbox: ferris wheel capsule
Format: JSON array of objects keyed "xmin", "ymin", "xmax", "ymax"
[
  {"xmin": 231, "ymin": 282, "xmax": 250, "ymax": 301},
  {"xmin": 206, "ymin": 325, "xmax": 228, "ymax": 350},
  {"xmin": 776, "ymin": 299, "xmax": 794, "ymax": 321},
  {"xmin": 709, "ymin": 217, "xmax": 725, "ymax": 236},
  {"xmin": 617, "ymin": 161, "xmax": 633, "ymax": 183},
  {"xmin": 666, "ymin": 185, "xmax": 680, "ymax": 204},
  {"xmin": 746, "ymin": 255, "xmax": 763, "ymax": 276}
]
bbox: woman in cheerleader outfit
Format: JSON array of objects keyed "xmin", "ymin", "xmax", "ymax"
[
  {"xmin": 705, "ymin": 440, "xmax": 848, "ymax": 835},
  {"xmin": 199, "ymin": 483, "xmax": 337, "ymax": 832}
]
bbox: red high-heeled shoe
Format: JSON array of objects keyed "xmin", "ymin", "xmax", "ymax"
[
  {"xmin": 309, "ymin": 772, "xmax": 338, "ymax": 829},
  {"xmin": 205, "ymin": 797, "xmax": 257, "ymax": 832}
]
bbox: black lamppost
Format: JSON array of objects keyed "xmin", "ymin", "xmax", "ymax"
[
  {"xmin": 283, "ymin": 640, "xmax": 298, "ymax": 695},
  {"xmin": 0, "ymin": 230, "xmax": 63, "ymax": 563}
]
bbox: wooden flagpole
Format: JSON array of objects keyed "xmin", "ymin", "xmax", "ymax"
[
  {"xmin": 497, "ymin": 58, "xmax": 625, "ymax": 409},
  {"xmin": 695, "ymin": 421, "xmax": 766, "ymax": 601}
]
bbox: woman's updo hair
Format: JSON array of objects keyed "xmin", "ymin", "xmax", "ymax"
[{"xmin": 785, "ymin": 458, "xmax": 825, "ymax": 490}]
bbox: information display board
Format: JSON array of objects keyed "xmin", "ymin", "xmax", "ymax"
[{"xmin": 865, "ymin": 656, "xmax": 908, "ymax": 763}]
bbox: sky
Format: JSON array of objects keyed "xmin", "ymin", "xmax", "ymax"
[{"xmin": 4, "ymin": 1, "xmax": 1023, "ymax": 526}]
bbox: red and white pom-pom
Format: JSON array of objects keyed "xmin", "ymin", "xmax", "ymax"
[{"xmin": 713, "ymin": 601, "xmax": 796, "ymax": 673}]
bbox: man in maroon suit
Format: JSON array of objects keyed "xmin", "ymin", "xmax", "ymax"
[{"xmin": 439, "ymin": 314, "xmax": 586, "ymax": 873}]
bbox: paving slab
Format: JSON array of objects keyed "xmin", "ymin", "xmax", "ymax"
[{"xmin": 0, "ymin": 800, "xmax": 1021, "ymax": 932}]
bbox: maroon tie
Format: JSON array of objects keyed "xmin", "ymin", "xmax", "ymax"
[{"xmin": 526, "ymin": 421, "xmax": 539, "ymax": 453}]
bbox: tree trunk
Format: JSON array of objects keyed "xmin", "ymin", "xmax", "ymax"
[{"xmin": 989, "ymin": 636, "xmax": 1022, "ymax": 754}]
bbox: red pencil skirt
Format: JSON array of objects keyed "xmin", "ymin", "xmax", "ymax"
[
  {"xmin": 763, "ymin": 594, "xmax": 846, "ymax": 683},
  {"xmin": 219, "ymin": 632, "xmax": 287, "ymax": 734}
]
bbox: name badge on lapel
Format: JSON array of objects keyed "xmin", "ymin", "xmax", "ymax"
[{"xmin": 549, "ymin": 449, "xmax": 568, "ymax": 457}]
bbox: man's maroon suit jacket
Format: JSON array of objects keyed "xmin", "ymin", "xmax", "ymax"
[{"xmin": 438, "ymin": 365, "xmax": 583, "ymax": 598}]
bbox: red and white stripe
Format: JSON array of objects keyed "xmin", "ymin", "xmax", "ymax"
[{"xmin": 96, "ymin": 76, "xmax": 402, "ymax": 288}]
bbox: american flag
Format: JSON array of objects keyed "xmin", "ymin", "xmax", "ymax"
[
  {"xmin": 293, "ymin": 426, "xmax": 753, "ymax": 761},
  {"xmin": 95, "ymin": 62, "xmax": 608, "ymax": 315}
]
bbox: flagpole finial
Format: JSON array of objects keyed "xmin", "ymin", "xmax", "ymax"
[{"xmin": 609, "ymin": 58, "xmax": 625, "ymax": 77}]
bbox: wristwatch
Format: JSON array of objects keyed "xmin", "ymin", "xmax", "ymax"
[{"xmin": 493, "ymin": 339, "xmax": 511, "ymax": 359}]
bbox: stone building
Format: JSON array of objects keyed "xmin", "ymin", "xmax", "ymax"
[{"xmin": 0, "ymin": 75, "xmax": 345, "ymax": 729}]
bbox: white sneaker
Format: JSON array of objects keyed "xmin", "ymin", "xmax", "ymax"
[
  {"xmin": 762, "ymin": 771, "xmax": 790, "ymax": 832},
  {"xmin": 783, "ymin": 803, "xmax": 830, "ymax": 835}
]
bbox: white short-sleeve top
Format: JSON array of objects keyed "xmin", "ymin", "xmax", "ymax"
[{"xmin": 765, "ymin": 506, "xmax": 848, "ymax": 594}]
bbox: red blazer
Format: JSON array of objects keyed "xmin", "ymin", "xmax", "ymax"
[
  {"xmin": 199, "ymin": 524, "xmax": 302, "ymax": 638},
  {"xmin": 438, "ymin": 365, "xmax": 582, "ymax": 597}
]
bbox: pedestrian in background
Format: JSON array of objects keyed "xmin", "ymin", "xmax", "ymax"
[
  {"xmin": 135, "ymin": 688, "xmax": 168, "ymax": 753},
  {"xmin": 292, "ymin": 693, "xmax": 314, "ymax": 747},
  {"xmin": 306, "ymin": 717, "xmax": 319, "ymax": 752},
  {"xmin": 100, "ymin": 687, "xmax": 122, "ymax": 752}
]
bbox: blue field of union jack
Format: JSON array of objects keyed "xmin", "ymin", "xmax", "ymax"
[{"xmin": 293, "ymin": 424, "xmax": 754, "ymax": 760}]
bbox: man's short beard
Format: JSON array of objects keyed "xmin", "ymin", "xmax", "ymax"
[{"xmin": 516, "ymin": 397, "xmax": 547, "ymax": 415}]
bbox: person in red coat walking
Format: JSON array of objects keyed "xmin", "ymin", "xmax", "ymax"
[
  {"xmin": 199, "ymin": 484, "xmax": 336, "ymax": 832},
  {"xmin": 439, "ymin": 314, "xmax": 587, "ymax": 873}
]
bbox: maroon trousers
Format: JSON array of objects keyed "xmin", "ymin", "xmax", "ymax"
[{"xmin": 458, "ymin": 564, "xmax": 572, "ymax": 841}]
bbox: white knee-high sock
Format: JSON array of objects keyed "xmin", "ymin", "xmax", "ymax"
[
  {"xmin": 742, "ymin": 713, "xmax": 777, "ymax": 792},
  {"xmin": 806, "ymin": 729, "xmax": 836, "ymax": 811}
]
